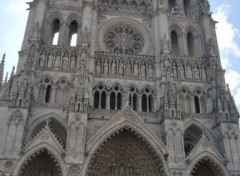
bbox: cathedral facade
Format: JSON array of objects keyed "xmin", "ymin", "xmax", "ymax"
[{"xmin": 0, "ymin": 0, "xmax": 240, "ymax": 175}]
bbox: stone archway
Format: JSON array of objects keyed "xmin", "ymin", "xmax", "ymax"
[
  {"xmin": 190, "ymin": 157, "xmax": 225, "ymax": 176},
  {"xmin": 86, "ymin": 127, "xmax": 166, "ymax": 176},
  {"xmin": 19, "ymin": 148, "xmax": 62, "ymax": 176}
]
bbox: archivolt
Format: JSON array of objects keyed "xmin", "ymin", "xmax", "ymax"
[{"xmin": 85, "ymin": 126, "xmax": 167, "ymax": 176}]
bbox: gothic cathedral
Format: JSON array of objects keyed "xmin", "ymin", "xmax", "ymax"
[{"xmin": 0, "ymin": 0, "xmax": 239, "ymax": 176}]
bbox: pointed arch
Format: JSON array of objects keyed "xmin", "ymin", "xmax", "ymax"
[
  {"xmin": 186, "ymin": 152, "xmax": 230, "ymax": 176},
  {"xmin": 13, "ymin": 144, "xmax": 67, "ymax": 176},
  {"xmin": 82, "ymin": 109, "xmax": 170, "ymax": 176}
]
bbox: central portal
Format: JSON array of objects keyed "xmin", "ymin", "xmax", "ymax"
[{"xmin": 87, "ymin": 128, "xmax": 166, "ymax": 176}]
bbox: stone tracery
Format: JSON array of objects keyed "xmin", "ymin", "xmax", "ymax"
[{"xmin": 104, "ymin": 24, "xmax": 144, "ymax": 54}]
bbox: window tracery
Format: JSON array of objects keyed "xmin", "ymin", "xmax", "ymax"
[{"xmin": 104, "ymin": 24, "xmax": 144, "ymax": 54}]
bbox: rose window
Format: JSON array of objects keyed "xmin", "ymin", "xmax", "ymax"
[{"xmin": 104, "ymin": 24, "xmax": 144, "ymax": 54}]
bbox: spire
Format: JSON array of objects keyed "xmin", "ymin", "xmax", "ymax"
[
  {"xmin": 0, "ymin": 53, "xmax": 5, "ymax": 90},
  {"xmin": 4, "ymin": 72, "xmax": 8, "ymax": 85}
]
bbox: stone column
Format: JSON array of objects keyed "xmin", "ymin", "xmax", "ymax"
[
  {"xmin": 106, "ymin": 92, "xmax": 110, "ymax": 110},
  {"xmin": 51, "ymin": 86, "xmax": 56, "ymax": 103},
  {"xmin": 138, "ymin": 95, "xmax": 142, "ymax": 112}
]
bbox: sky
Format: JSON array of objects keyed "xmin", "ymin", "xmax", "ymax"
[{"xmin": 0, "ymin": 0, "xmax": 240, "ymax": 111}]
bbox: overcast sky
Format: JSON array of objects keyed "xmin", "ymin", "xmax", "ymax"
[{"xmin": 0, "ymin": 0, "xmax": 240, "ymax": 110}]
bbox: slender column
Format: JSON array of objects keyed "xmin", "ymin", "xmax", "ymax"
[
  {"xmin": 106, "ymin": 92, "xmax": 110, "ymax": 110},
  {"xmin": 138, "ymin": 95, "xmax": 142, "ymax": 112},
  {"xmin": 51, "ymin": 87, "xmax": 56, "ymax": 103}
]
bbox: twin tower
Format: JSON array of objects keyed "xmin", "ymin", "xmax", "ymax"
[{"xmin": 0, "ymin": 0, "xmax": 239, "ymax": 176}]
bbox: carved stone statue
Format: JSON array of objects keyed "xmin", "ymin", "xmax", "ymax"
[
  {"xmin": 201, "ymin": 65, "xmax": 207, "ymax": 81},
  {"xmin": 62, "ymin": 53, "xmax": 69, "ymax": 70},
  {"xmin": 70, "ymin": 53, "xmax": 76, "ymax": 69},
  {"xmin": 96, "ymin": 59, "xmax": 101, "ymax": 75},
  {"xmin": 31, "ymin": 22, "xmax": 41, "ymax": 40},
  {"xmin": 193, "ymin": 64, "xmax": 200, "ymax": 80},
  {"xmin": 103, "ymin": 59, "xmax": 109, "ymax": 75},
  {"xmin": 186, "ymin": 63, "xmax": 192, "ymax": 79},
  {"xmin": 81, "ymin": 49, "xmax": 88, "ymax": 62},
  {"xmin": 111, "ymin": 59, "xmax": 116, "ymax": 75},
  {"xmin": 148, "ymin": 62, "xmax": 154, "ymax": 78},
  {"xmin": 172, "ymin": 62, "xmax": 178, "ymax": 78},
  {"xmin": 134, "ymin": 62, "xmax": 139, "ymax": 76},
  {"xmin": 127, "ymin": 61, "xmax": 132, "ymax": 76},
  {"xmin": 179, "ymin": 62, "xmax": 185, "ymax": 80},
  {"xmin": 55, "ymin": 52, "xmax": 61, "ymax": 68},
  {"xmin": 118, "ymin": 60, "xmax": 124, "ymax": 76},
  {"xmin": 140, "ymin": 62, "xmax": 146, "ymax": 77},
  {"xmin": 39, "ymin": 52, "xmax": 46, "ymax": 67},
  {"xmin": 47, "ymin": 52, "xmax": 54, "ymax": 68}
]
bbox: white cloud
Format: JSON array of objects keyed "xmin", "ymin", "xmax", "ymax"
[
  {"xmin": 213, "ymin": 4, "xmax": 240, "ymax": 58},
  {"xmin": 212, "ymin": 4, "xmax": 240, "ymax": 110},
  {"xmin": 4, "ymin": 1, "xmax": 28, "ymax": 15}
]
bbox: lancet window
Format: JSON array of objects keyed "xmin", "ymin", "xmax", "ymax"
[
  {"xmin": 55, "ymin": 78, "xmax": 70, "ymax": 104},
  {"xmin": 51, "ymin": 19, "xmax": 60, "ymax": 45},
  {"xmin": 129, "ymin": 86, "xmax": 138, "ymax": 111},
  {"xmin": 93, "ymin": 84, "xmax": 107, "ymax": 109},
  {"xmin": 38, "ymin": 77, "xmax": 53, "ymax": 103},
  {"xmin": 69, "ymin": 21, "xmax": 78, "ymax": 46},
  {"xmin": 187, "ymin": 32, "xmax": 195, "ymax": 57},
  {"xmin": 171, "ymin": 30, "xmax": 179, "ymax": 55},
  {"xmin": 110, "ymin": 85, "xmax": 123, "ymax": 110},
  {"xmin": 141, "ymin": 87, "xmax": 154, "ymax": 112}
]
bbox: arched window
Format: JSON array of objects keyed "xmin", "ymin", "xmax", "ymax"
[
  {"xmin": 169, "ymin": 0, "xmax": 176, "ymax": 12},
  {"xmin": 187, "ymin": 32, "xmax": 194, "ymax": 57},
  {"xmin": 142, "ymin": 94, "xmax": 147, "ymax": 112},
  {"xmin": 51, "ymin": 19, "xmax": 60, "ymax": 45},
  {"xmin": 171, "ymin": 31, "xmax": 179, "ymax": 55},
  {"xmin": 183, "ymin": 0, "xmax": 191, "ymax": 17},
  {"xmin": 184, "ymin": 125, "xmax": 203, "ymax": 156},
  {"xmin": 129, "ymin": 87, "xmax": 138, "ymax": 110},
  {"xmin": 101, "ymin": 92, "xmax": 106, "ymax": 109},
  {"xmin": 69, "ymin": 21, "xmax": 78, "ymax": 46},
  {"xmin": 94, "ymin": 91, "xmax": 100, "ymax": 108},
  {"xmin": 45, "ymin": 85, "xmax": 52, "ymax": 103},
  {"xmin": 110, "ymin": 92, "xmax": 116, "ymax": 110},
  {"xmin": 55, "ymin": 79, "xmax": 70, "ymax": 104},
  {"xmin": 110, "ymin": 85, "xmax": 123, "ymax": 110},
  {"xmin": 142, "ymin": 87, "xmax": 154, "ymax": 112},
  {"xmin": 148, "ymin": 95, "xmax": 153, "ymax": 112},
  {"xmin": 93, "ymin": 84, "xmax": 107, "ymax": 109},
  {"xmin": 194, "ymin": 96, "xmax": 200, "ymax": 113}
]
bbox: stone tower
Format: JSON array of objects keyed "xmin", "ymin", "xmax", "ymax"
[{"xmin": 0, "ymin": 0, "xmax": 239, "ymax": 175}]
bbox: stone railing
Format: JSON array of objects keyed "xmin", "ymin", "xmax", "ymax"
[
  {"xmin": 97, "ymin": 0, "xmax": 153, "ymax": 15},
  {"xmin": 181, "ymin": 112, "xmax": 213, "ymax": 119},
  {"xmin": 95, "ymin": 51, "xmax": 155, "ymax": 79}
]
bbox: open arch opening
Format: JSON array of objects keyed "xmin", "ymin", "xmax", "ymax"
[
  {"xmin": 187, "ymin": 32, "xmax": 195, "ymax": 57},
  {"xmin": 19, "ymin": 148, "xmax": 62, "ymax": 176},
  {"xmin": 51, "ymin": 19, "xmax": 60, "ymax": 45},
  {"xmin": 86, "ymin": 127, "xmax": 167, "ymax": 176},
  {"xmin": 69, "ymin": 21, "xmax": 78, "ymax": 46},
  {"xmin": 31, "ymin": 118, "xmax": 67, "ymax": 149},
  {"xmin": 190, "ymin": 157, "xmax": 225, "ymax": 176},
  {"xmin": 171, "ymin": 30, "xmax": 179, "ymax": 55},
  {"xmin": 184, "ymin": 125, "xmax": 203, "ymax": 156}
]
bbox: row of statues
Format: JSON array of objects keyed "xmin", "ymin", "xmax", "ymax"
[
  {"xmin": 39, "ymin": 51, "xmax": 77, "ymax": 70},
  {"xmin": 95, "ymin": 58, "xmax": 154, "ymax": 78},
  {"xmin": 169, "ymin": 61, "xmax": 208, "ymax": 81}
]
